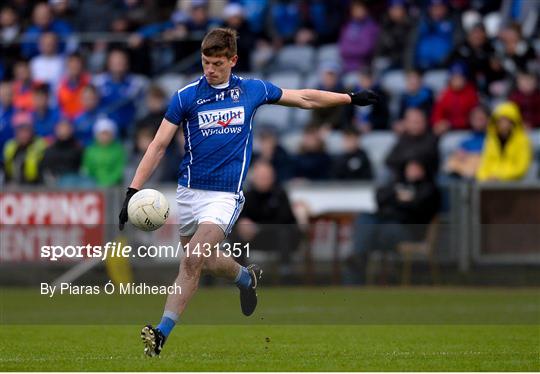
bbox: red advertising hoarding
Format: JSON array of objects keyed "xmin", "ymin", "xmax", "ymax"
[{"xmin": 0, "ymin": 191, "xmax": 105, "ymax": 262}]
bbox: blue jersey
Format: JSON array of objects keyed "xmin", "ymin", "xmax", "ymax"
[{"xmin": 165, "ymin": 74, "xmax": 282, "ymax": 193}]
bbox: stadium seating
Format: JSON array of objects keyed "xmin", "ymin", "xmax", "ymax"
[
  {"xmin": 276, "ymin": 45, "xmax": 315, "ymax": 74},
  {"xmin": 423, "ymin": 70, "xmax": 449, "ymax": 95},
  {"xmin": 254, "ymin": 104, "xmax": 291, "ymax": 131},
  {"xmin": 155, "ymin": 73, "xmax": 186, "ymax": 97},
  {"xmin": 316, "ymin": 44, "xmax": 341, "ymax": 65},
  {"xmin": 291, "ymin": 107, "xmax": 312, "ymax": 129},
  {"xmin": 343, "ymin": 71, "xmax": 359, "ymax": 89},
  {"xmin": 360, "ymin": 131, "xmax": 397, "ymax": 183},
  {"xmin": 380, "ymin": 70, "xmax": 407, "ymax": 119},
  {"xmin": 438, "ymin": 130, "xmax": 471, "ymax": 163},
  {"xmin": 267, "ymin": 71, "xmax": 303, "ymax": 89}
]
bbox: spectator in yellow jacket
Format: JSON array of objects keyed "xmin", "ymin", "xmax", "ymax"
[
  {"xmin": 476, "ymin": 102, "xmax": 532, "ymax": 181},
  {"xmin": 3, "ymin": 111, "xmax": 47, "ymax": 185}
]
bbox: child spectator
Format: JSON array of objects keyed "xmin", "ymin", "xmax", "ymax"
[
  {"xmin": 509, "ymin": 71, "xmax": 540, "ymax": 128},
  {"xmin": 3, "ymin": 111, "xmax": 46, "ymax": 185},
  {"xmin": 31, "ymin": 83, "xmax": 60, "ymax": 139},
  {"xmin": 445, "ymin": 105, "xmax": 489, "ymax": 178},
  {"xmin": 57, "ymin": 53, "xmax": 91, "ymax": 120},
  {"xmin": 432, "ymin": 63, "xmax": 479, "ymax": 134},
  {"xmin": 339, "ymin": 0, "xmax": 379, "ymax": 72},
  {"xmin": 398, "ymin": 69, "xmax": 434, "ymax": 119},
  {"xmin": 81, "ymin": 117, "xmax": 125, "ymax": 187},
  {"xmin": 477, "ymin": 102, "xmax": 532, "ymax": 182},
  {"xmin": 41, "ymin": 119, "xmax": 82, "ymax": 184},
  {"xmin": 333, "ymin": 128, "xmax": 373, "ymax": 180}
]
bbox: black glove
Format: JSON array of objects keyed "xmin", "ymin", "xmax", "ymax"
[
  {"xmin": 118, "ymin": 187, "xmax": 139, "ymax": 231},
  {"xmin": 348, "ymin": 90, "xmax": 380, "ymax": 106}
]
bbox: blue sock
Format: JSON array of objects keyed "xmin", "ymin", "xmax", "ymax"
[
  {"xmin": 156, "ymin": 311, "xmax": 178, "ymax": 338},
  {"xmin": 235, "ymin": 266, "xmax": 252, "ymax": 289}
]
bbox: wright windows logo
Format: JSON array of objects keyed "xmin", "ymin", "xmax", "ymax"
[
  {"xmin": 197, "ymin": 106, "xmax": 245, "ymax": 136},
  {"xmin": 198, "ymin": 107, "xmax": 245, "ymax": 129}
]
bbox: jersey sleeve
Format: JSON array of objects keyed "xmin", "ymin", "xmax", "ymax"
[
  {"xmin": 258, "ymin": 80, "xmax": 283, "ymax": 104},
  {"xmin": 164, "ymin": 91, "xmax": 185, "ymax": 125}
]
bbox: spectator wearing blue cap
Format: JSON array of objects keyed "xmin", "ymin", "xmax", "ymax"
[
  {"xmin": 410, "ymin": 0, "xmax": 461, "ymax": 71},
  {"xmin": 432, "ymin": 62, "xmax": 479, "ymax": 134},
  {"xmin": 375, "ymin": 0, "xmax": 414, "ymax": 70}
]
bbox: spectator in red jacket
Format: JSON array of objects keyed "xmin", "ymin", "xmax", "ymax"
[
  {"xmin": 509, "ymin": 70, "xmax": 540, "ymax": 128},
  {"xmin": 432, "ymin": 62, "xmax": 479, "ymax": 134},
  {"xmin": 57, "ymin": 52, "xmax": 91, "ymax": 120},
  {"xmin": 12, "ymin": 58, "xmax": 35, "ymax": 112}
]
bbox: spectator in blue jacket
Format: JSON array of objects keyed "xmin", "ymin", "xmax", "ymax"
[
  {"xmin": 269, "ymin": 0, "xmax": 302, "ymax": 44},
  {"xmin": 21, "ymin": 2, "xmax": 72, "ymax": 58},
  {"xmin": 350, "ymin": 68, "xmax": 389, "ymax": 131},
  {"xmin": 398, "ymin": 70, "xmax": 434, "ymax": 119},
  {"xmin": 31, "ymin": 83, "xmax": 60, "ymax": 139},
  {"xmin": 411, "ymin": 0, "xmax": 460, "ymax": 71},
  {"xmin": 444, "ymin": 105, "xmax": 489, "ymax": 178},
  {"xmin": 0, "ymin": 80, "xmax": 15, "ymax": 162},
  {"xmin": 73, "ymin": 85, "xmax": 105, "ymax": 146},
  {"xmin": 92, "ymin": 49, "xmax": 146, "ymax": 138},
  {"xmin": 232, "ymin": 0, "xmax": 268, "ymax": 37}
]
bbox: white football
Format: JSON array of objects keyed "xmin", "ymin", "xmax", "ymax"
[{"xmin": 127, "ymin": 189, "xmax": 170, "ymax": 231}]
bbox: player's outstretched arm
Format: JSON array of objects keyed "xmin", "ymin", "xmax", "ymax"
[
  {"xmin": 277, "ymin": 88, "xmax": 379, "ymax": 109},
  {"xmin": 118, "ymin": 118, "xmax": 177, "ymax": 230}
]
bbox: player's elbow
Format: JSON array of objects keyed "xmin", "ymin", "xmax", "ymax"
[{"xmin": 148, "ymin": 139, "xmax": 167, "ymax": 157}]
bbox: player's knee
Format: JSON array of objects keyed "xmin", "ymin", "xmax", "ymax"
[{"xmin": 182, "ymin": 254, "xmax": 205, "ymax": 278}]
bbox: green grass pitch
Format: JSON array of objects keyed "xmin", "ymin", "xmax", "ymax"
[{"xmin": 1, "ymin": 287, "xmax": 539, "ymax": 371}]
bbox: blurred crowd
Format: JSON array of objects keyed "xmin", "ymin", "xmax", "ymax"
[{"xmin": 0, "ymin": 0, "xmax": 539, "ymax": 192}]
